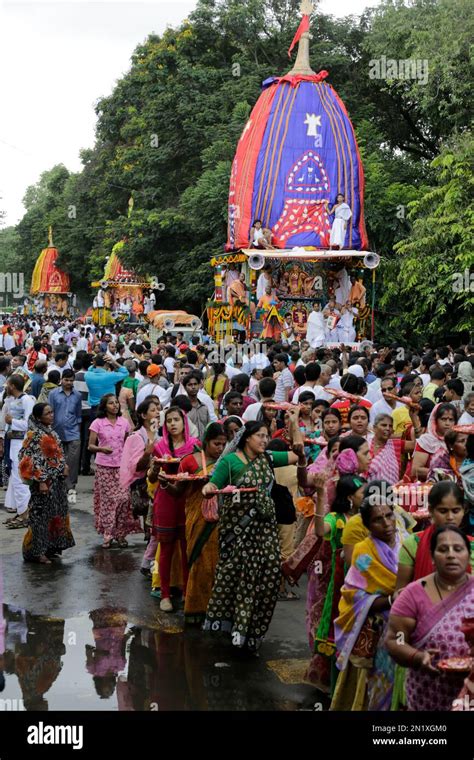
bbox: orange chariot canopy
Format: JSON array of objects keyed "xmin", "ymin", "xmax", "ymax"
[{"xmin": 30, "ymin": 230, "xmax": 70, "ymax": 295}]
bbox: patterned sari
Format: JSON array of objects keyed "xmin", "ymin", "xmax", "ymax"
[
  {"xmin": 19, "ymin": 418, "xmax": 75, "ymax": 560},
  {"xmin": 203, "ymin": 453, "xmax": 281, "ymax": 651},
  {"xmin": 331, "ymin": 534, "xmax": 399, "ymax": 711},
  {"xmin": 368, "ymin": 438, "xmax": 404, "ymax": 485},
  {"xmin": 305, "ymin": 513, "xmax": 347, "ymax": 693},
  {"xmin": 404, "ymin": 578, "xmax": 474, "ymax": 711}
]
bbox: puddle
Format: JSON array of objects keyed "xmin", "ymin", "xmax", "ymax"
[{"xmin": 0, "ymin": 604, "xmax": 316, "ymax": 711}]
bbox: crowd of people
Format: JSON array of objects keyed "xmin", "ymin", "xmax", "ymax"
[{"xmin": 1, "ymin": 312, "xmax": 473, "ymax": 712}]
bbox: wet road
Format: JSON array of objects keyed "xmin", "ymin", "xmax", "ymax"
[{"xmin": 0, "ymin": 476, "xmax": 322, "ymax": 711}]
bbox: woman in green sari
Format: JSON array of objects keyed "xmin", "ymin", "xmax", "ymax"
[{"xmin": 202, "ymin": 417, "xmax": 305, "ymax": 652}]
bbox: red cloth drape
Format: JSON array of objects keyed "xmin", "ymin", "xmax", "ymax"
[{"xmin": 288, "ymin": 14, "xmax": 310, "ymax": 58}]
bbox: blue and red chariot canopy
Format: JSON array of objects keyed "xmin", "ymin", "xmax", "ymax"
[{"xmin": 227, "ymin": 72, "xmax": 368, "ymax": 252}]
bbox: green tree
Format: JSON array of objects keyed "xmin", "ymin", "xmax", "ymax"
[{"xmin": 381, "ymin": 131, "xmax": 474, "ymax": 340}]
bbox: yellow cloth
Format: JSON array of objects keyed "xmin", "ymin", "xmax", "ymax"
[
  {"xmin": 203, "ymin": 376, "xmax": 227, "ymax": 401},
  {"xmin": 184, "ymin": 482, "xmax": 219, "ymax": 621},
  {"xmin": 422, "ymin": 383, "xmax": 437, "ymax": 402},
  {"xmin": 392, "ymin": 405, "xmax": 411, "ymax": 436},
  {"xmin": 342, "ymin": 507, "xmax": 416, "ymax": 549},
  {"xmin": 330, "ymin": 661, "xmax": 369, "ymax": 711},
  {"xmin": 335, "ymin": 537, "xmax": 396, "ymax": 645},
  {"xmin": 341, "ymin": 513, "xmax": 367, "ymax": 548},
  {"xmin": 278, "ymin": 524, "xmax": 296, "ymax": 562}
]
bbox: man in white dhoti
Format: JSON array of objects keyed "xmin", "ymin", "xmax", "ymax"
[
  {"xmin": 337, "ymin": 301, "xmax": 358, "ymax": 344},
  {"xmin": 325, "ymin": 194, "xmax": 352, "ymax": 249},
  {"xmin": 334, "ymin": 267, "xmax": 351, "ymax": 307},
  {"xmin": 306, "ymin": 302, "xmax": 326, "ymax": 348},
  {"xmin": 256, "ymin": 266, "xmax": 273, "ymax": 300},
  {"xmin": 323, "ymin": 299, "xmax": 341, "ymax": 342},
  {"xmin": 223, "ymin": 264, "xmax": 240, "ymax": 301}
]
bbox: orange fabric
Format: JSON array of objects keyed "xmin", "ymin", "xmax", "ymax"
[{"xmin": 30, "ymin": 246, "xmax": 70, "ymax": 294}]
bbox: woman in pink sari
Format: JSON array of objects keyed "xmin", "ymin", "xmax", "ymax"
[
  {"xmin": 148, "ymin": 407, "xmax": 201, "ymax": 612},
  {"xmin": 368, "ymin": 413, "xmax": 418, "ymax": 484},
  {"xmin": 387, "ymin": 526, "xmax": 474, "ymax": 711},
  {"xmin": 119, "ymin": 398, "xmax": 161, "ymax": 576}
]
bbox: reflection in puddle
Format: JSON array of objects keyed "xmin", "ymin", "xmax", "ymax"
[{"xmin": 0, "ymin": 604, "xmax": 315, "ymax": 711}]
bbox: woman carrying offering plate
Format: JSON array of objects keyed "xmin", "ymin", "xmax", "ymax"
[
  {"xmin": 386, "ymin": 526, "xmax": 474, "ymax": 711},
  {"xmin": 202, "ymin": 413, "xmax": 306, "ymax": 652}
]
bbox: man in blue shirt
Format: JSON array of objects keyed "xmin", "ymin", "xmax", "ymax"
[
  {"xmin": 31, "ymin": 360, "xmax": 48, "ymax": 398},
  {"xmin": 85, "ymin": 354, "xmax": 128, "ymax": 411},
  {"xmin": 49, "ymin": 369, "xmax": 82, "ymax": 504}
]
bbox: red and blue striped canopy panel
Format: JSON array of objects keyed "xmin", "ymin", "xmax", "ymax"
[{"xmin": 227, "ymin": 77, "xmax": 368, "ymax": 251}]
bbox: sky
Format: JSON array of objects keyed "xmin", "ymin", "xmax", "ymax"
[{"xmin": 0, "ymin": 0, "xmax": 380, "ymax": 226}]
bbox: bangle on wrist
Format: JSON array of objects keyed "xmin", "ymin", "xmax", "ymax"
[
  {"xmin": 297, "ymin": 461, "xmax": 307, "ymax": 468},
  {"xmin": 409, "ymin": 649, "xmax": 421, "ymax": 669}
]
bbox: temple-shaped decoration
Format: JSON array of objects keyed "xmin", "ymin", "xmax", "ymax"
[
  {"xmin": 29, "ymin": 227, "xmax": 72, "ymax": 315},
  {"xmin": 227, "ymin": 0, "xmax": 368, "ymax": 252},
  {"xmin": 91, "ymin": 242, "xmax": 159, "ymax": 325}
]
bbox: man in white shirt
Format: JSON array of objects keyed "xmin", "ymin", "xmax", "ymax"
[
  {"xmin": 241, "ymin": 347, "xmax": 270, "ymax": 376},
  {"xmin": 77, "ymin": 331, "xmax": 89, "ymax": 352},
  {"xmin": 3, "ymin": 330, "xmax": 15, "ymax": 352},
  {"xmin": 326, "ymin": 359, "xmax": 342, "ymax": 391},
  {"xmin": 2, "ymin": 374, "xmax": 35, "ymax": 526},
  {"xmin": 292, "ymin": 362, "xmax": 321, "ymax": 403},
  {"xmin": 136, "ymin": 365, "xmax": 169, "ymax": 407},
  {"xmin": 48, "ymin": 352, "xmax": 73, "ymax": 377},
  {"xmin": 163, "ymin": 346, "xmax": 177, "ymax": 379},
  {"xmin": 242, "ymin": 377, "xmax": 276, "ymax": 421},
  {"xmin": 458, "ymin": 392, "xmax": 474, "ymax": 425},
  {"xmin": 50, "ymin": 329, "xmax": 64, "ymax": 346},
  {"xmin": 365, "ymin": 364, "xmax": 389, "ymax": 405},
  {"xmin": 309, "ymin": 364, "xmax": 334, "ymax": 402},
  {"xmin": 273, "ymin": 353, "xmax": 294, "ymax": 403},
  {"xmin": 369, "ymin": 377, "xmax": 401, "ymax": 424}
]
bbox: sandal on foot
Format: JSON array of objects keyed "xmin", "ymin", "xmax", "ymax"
[
  {"xmin": 38, "ymin": 555, "xmax": 52, "ymax": 565},
  {"xmin": 102, "ymin": 540, "xmax": 113, "ymax": 549},
  {"xmin": 117, "ymin": 539, "xmax": 128, "ymax": 548},
  {"xmin": 6, "ymin": 516, "xmax": 28, "ymax": 529},
  {"xmin": 278, "ymin": 590, "xmax": 299, "ymax": 601}
]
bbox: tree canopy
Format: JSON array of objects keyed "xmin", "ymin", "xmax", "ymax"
[{"xmin": 0, "ymin": 0, "xmax": 471, "ymax": 341}]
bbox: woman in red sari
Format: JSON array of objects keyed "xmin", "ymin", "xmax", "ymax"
[
  {"xmin": 411, "ymin": 402, "xmax": 457, "ymax": 481},
  {"xmin": 395, "ymin": 481, "xmax": 473, "ymax": 591}
]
